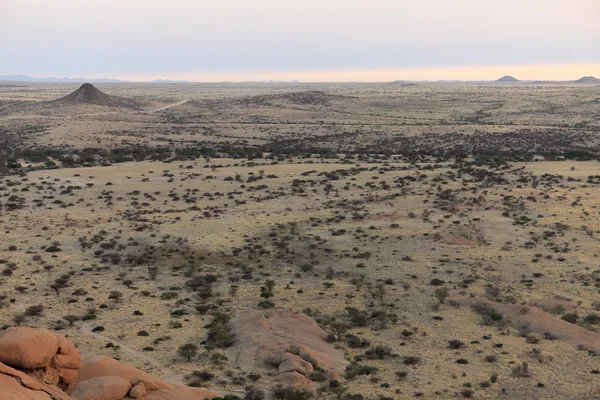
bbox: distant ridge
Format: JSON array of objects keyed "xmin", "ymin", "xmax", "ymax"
[
  {"xmin": 52, "ymin": 83, "xmax": 140, "ymax": 109},
  {"xmin": 532, "ymin": 76, "xmax": 600, "ymax": 84},
  {"xmin": 496, "ymin": 76, "xmax": 520, "ymax": 82},
  {"xmin": 388, "ymin": 80, "xmax": 418, "ymax": 87},
  {"xmin": 574, "ymin": 76, "xmax": 599, "ymax": 84},
  {"xmin": 0, "ymin": 74, "xmax": 126, "ymax": 83},
  {"xmin": 3, "ymin": 74, "xmax": 598, "ymax": 84},
  {"xmin": 152, "ymin": 78, "xmax": 191, "ymax": 83},
  {"xmin": 259, "ymin": 80, "xmax": 301, "ymax": 83}
]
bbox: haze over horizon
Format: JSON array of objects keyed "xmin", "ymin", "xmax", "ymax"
[{"xmin": 1, "ymin": 0, "xmax": 599, "ymax": 82}]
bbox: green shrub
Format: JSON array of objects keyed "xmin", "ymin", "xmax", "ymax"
[
  {"xmin": 584, "ymin": 313, "xmax": 600, "ymax": 324},
  {"xmin": 345, "ymin": 362, "xmax": 379, "ymax": 379},
  {"xmin": 561, "ymin": 313, "xmax": 578, "ymax": 324},
  {"xmin": 206, "ymin": 312, "xmax": 235, "ymax": 349},
  {"xmin": 160, "ymin": 292, "xmax": 178, "ymax": 300},
  {"xmin": 24, "ymin": 305, "xmax": 44, "ymax": 316},
  {"xmin": 472, "ymin": 302, "xmax": 505, "ymax": 327}
]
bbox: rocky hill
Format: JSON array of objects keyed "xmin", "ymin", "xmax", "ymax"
[
  {"xmin": 53, "ymin": 83, "xmax": 141, "ymax": 109},
  {"xmin": 574, "ymin": 76, "xmax": 599, "ymax": 84},
  {"xmin": 495, "ymin": 76, "xmax": 520, "ymax": 82}
]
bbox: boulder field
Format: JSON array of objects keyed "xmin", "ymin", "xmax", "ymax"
[
  {"xmin": 1, "ymin": 310, "xmax": 350, "ymax": 398},
  {"xmin": 0, "ymin": 327, "xmax": 218, "ymax": 400}
]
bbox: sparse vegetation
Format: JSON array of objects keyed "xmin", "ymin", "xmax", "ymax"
[{"xmin": 1, "ymin": 82, "xmax": 599, "ymax": 399}]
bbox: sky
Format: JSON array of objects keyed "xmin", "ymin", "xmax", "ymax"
[{"xmin": 1, "ymin": 0, "xmax": 599, "ymax": 82}]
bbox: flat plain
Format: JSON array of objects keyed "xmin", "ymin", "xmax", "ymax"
[{"xmin": 1, "ymin": 81, "xmax": 600, "ymax": 399}]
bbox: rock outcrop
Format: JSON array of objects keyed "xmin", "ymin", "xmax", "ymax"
[
  {"xmin": 74, "ymin": 355, "xmax": 220, "ymax": 400},
  {"xmin": 70, "ymin": 376, "xmax": 132, "ymax": 400},
  {"xmin": 0, "ymin": 327, "xmax": 218, "ymax": 400},
  {"xmin": 0, "ymin": 361, "xmax": 72, "ymax": 400},
  {"xmin": 457, "ymin": 297, "xmax": 600, "ymax": 354},
  {"xmin": 0, "ymin": 327, "xmax": 82, "ymax": 391},
  {"xmin": 226, "ymin": 310, "xmax": 348, "ymax": 393}
]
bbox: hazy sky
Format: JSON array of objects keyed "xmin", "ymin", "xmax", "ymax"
[{"xmin": 1, "ymin": 0, "xmax": 599, "ymax": 81}]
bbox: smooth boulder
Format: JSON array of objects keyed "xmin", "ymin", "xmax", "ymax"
[
  {"xmin": 0, "ymin": 327, "xmax": 82, "ymax": 390},
  {"xmin": 71, "ymin": 356, "xmax": 220, "ymax": 400},
  {"xmin": 0, "ymin": 327, "xmax": 60, "ymax": 369},
  {"xmin": 70, "ymin": 376, "xmax": 131, "ymax": 400}
]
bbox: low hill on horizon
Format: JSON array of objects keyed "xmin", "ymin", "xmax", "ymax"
[
  {"xmin": 51, "ymin": 83, "xmax": 141, "ymax": 109},
  {"xmin": 574, "ymin": 76, "xmax": 599, "ymax": 84},
  {"xmin": 496, "ymin": 75, "xmax": 520, "ymax": 82},
  {"xmin": 152, "ymin": 78, "xmax": 192, "ymax": 83},
  {"xmin": 531, "ymin": 76, "xmax": 599, "ymax": 84},
  {"xmin": 0, "ymin": 74, "xmax": 126, "ymax": 83}
]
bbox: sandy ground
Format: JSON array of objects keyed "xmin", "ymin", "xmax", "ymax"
[{"xmin": 1, "ymin": 82, "xmax": 599, "ymax": 399}]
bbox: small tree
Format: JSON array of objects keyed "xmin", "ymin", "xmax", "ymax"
[
  {"xmin": 434, "ymin": 287, "xmax": 450, "ymax": 304},
  {"xmin": 265, "ymin": 279, "xmax": 276, "ymax": 292},
  {"xmin": 329, "ymin": 380, "xmax": 348, "ymax": 399},
  {"xmin": 109, "ymin": 291, "xmax": 123, "ymax": 303},
  {"xmin": 258, "ymin": 287, "xmax": 275, "ymax": 308},
  {"xmin": 50, "ymin": 283, "xmax": 63, "ymax": 295},
  {"xmin": 13, "ymin": 313, "xmax": 26, "ymax": 326},
  {"xmin": 148, "ymin": 267, "xmax": 158, "ymax": 281},
  {"xmin": 330, "ymin": 321, "xmax": 349, "ymax": 341},
  {"xmin": 24, "ymin": 305, "xmax": 44, "ymax": 317},
  {"xmin": 63, "ymin": 315, "xmax": 80, "ymax": 326},
  {"xmin": 179, "ymin": 343, "xmax": 199, "ymax": 361},
  {"xmin": 260, "ymin": 290, "xmax": 274, "ymax": 301},
  {"xmin": 373, "ymin": 283, "xmax": 386, "ymax": 301}
]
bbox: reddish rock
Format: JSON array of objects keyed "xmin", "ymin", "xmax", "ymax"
[
  {"xmin": 456, "ymin": 297, "xmax": 600, "ymax": 353},
  {"xmin": 128, "ymin": 383, "xmax": 148, "ymax": 398},
  {"xmin": 533, "ymin": 298, "xmax": 579, "ymax": 314},
  {"xmin": 226, "ymin": 310, "xmax": 348, "ymax": 393},
  {"xmin": 227, "ymin": 310, "xmax": 348, "ymax": 373},
  {"xmin": 0, "ymin": 327, "xmax": 60, "ymax": 369},
  {"xmin": 58, "ymin": 368, "xmax": 79, "ymax": 390},
  {"xmin": 130, "ymin": 377, "xmax": 160, "ymax": 391},
  {"xmin": 144, "ymin": 387, "xmax": 221, "ymax": 400},
  {"xmin": 278, "ymin": 353, "xmax": 314, "ymax": 375},
  {"xmin": 0, "ymin": 327, "xmax": 217, "ymax": 400},
  {"xmin": 73, "ymin": 355, "xmax": 157, "ymax": 388},
  {"xmin": 0, "ymin": 361, "xmax": 73, "ymax": 400},
  {"xmin": 1, "ymin": 373, "xmax": 56, "ymax": 400},
  {"xmin": 274, "ymin": 371, "xmax": 319, "ymax": 393},
  {"xmin": 70, "ymin": 376, "xmax": 131, "ymax": 400},
  {"xmin": 0, "ymin": 327, "xmax": 81, "ymax": 391},
  {"xmin": 56, "ymin": 334, "xmax": 83, "ymax": 368},
  {"xmin": 72, "ymin": 356, "xmax": 219, "ymax": 400}
]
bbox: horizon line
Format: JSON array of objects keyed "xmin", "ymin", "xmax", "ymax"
[
  {"xmin": 2, "ymin": 63, "xmax": 599, "ymax": 83},
  {"xmin": 2, "ymin": 77, "xmax": 599, "ymax": 84}
]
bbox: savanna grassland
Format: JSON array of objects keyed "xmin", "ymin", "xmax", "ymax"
[{"xmin": 1, "ymin": 81, "xmax": 599, "ymax": 399}]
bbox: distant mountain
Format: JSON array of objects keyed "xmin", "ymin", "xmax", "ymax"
[
  {"xmin": 532, "ymin": 76, "xmax": 600, "ymax": 84},
  {"xmin": 52, "ymin": 83, "xmax": 140, "ymax": 109},
  {"xmin": 574, "ymin": 76, "xmax": 599, "ymax": 84},
  {"xmin": 259, "ymin": 80, "xmax": 301, "ymax": 83},
  {"xmin": 496, "ymin": 76, "xmax": 520, "ymax": 82},
  {"xmin": 388, "ymin": 80, "xmax": 418, "ymax": 87},
  {"xmin": 152, "ymin": 78, "xmax": 191, "ymax": 83},
  {"xmin": 0, "ymin": 74, "xmax": 126, "ymax": 83}
]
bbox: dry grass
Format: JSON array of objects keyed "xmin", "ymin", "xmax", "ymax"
[{"xmin": 1, "ymin": 82, "xmax": 599, "ymax": 399}]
